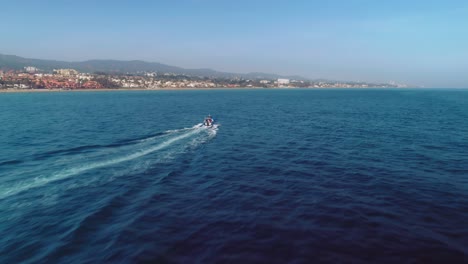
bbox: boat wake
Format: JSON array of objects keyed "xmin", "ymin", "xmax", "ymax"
[{"xmin": 0, "ymin": 124, "xmax": 218, "ymax": 201}]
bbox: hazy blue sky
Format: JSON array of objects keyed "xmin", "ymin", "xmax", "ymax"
[{"xmin": 1, "ymin": 0, "xmax": 468, "ymax": 87}]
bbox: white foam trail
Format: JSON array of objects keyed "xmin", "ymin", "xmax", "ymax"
[
  {"xmin": 165, "ymin": 124, "xmax": 203, "ymax": 133},
  {"xmin": 134, "ymin": 124, "xmax": 203, "ymax": 144},
  {"xmin": 136, "ymin": 125, "xmax": 200, "ymax": 143},
  {"xmin": 0, "ymin": 126, "xmax": 203, "ymax": 200}
]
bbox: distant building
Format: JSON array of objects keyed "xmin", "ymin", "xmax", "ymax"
[
  {"xmin": 277, "ymin": 78, "xmax": 290, "ymax": 85},
  {"xmin": 77, "ymin": 74, "xmax": 92, "ymax": 81},
  {"xmin": 145, "ymin": 72, "xmax": 157, "ymax": 77},
  {"xmin": 260, "ymin": 80, "xmax": 270, "ymax": 84},
  {"xmin": 24, "ymin": 66, "xmax": 39, "ymax": 73},
  {"xmin": 53, "ymin": 69, "xmax": 79, "ymax": 76}
]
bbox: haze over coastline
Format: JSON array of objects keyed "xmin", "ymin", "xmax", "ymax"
[{"xmin": 3, "ymin": 53, "xmax": 408, "ymax": 90}]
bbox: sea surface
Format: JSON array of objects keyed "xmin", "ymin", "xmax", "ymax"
[{"xmin": 0, "ymin": 89, "xmax": 467, "ymax": 263}]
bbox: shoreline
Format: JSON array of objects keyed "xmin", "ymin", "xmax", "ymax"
[
  {"xmin": 0, "ymin": 87, "xmax": 423, "ymax": 93},
  {"xmin": 0, "ymin": 87, "xmax": 267, "ymax": 93}
]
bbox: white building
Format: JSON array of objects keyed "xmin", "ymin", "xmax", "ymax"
[
  {"xmin": 145, "ymin": 72, "xmax": 157, "ymax": 77},
  {"xmin": 54, "ymin": 69, "xmax": 79, "ymax": 76},
  {"xmin": 260, "ymin": 80, "xmax": 270, "ymax": 84},
  {"xmin": 277, "ymin": 79, "xmax": 290, "ymax": 85},
  {"xmin": 24, "ymin": 66, "xmax": 39, "ymax": 73}
]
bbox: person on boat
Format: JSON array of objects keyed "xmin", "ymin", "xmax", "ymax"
[{"xmin": 205, "ymin": 115, "xmax": 213, "ymax": 126}]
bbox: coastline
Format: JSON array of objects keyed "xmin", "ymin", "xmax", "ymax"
[
  {"xmin": 0, "ymin": 88, "xmax": 267, "ymax": 93},
  {"xmin": 0, "ymin": 87, "xmax": 418, "ymax": 93}
]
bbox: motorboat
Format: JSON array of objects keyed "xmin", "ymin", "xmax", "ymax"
[{"xmin": 203, "ymin": 115, "xmax": 215, "ymax": 127}]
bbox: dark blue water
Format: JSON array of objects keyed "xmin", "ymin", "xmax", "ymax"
[{"xmin": 0, "ymin": 89, "xmax": 467, "ymax": 263}]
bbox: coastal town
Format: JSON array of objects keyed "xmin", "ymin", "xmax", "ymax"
[{"xmin": 0, "ymin": 66, "xmax": 406, "ymax": 90}]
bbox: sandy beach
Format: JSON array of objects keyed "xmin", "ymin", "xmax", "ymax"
[{"xmin": 0, "ymin": 87, "xmax": 279, "ymax": 93}]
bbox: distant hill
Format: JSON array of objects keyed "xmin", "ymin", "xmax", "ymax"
[{"xmin": 0, "ymin": 53, "xmax": 304, "ymax": 80}]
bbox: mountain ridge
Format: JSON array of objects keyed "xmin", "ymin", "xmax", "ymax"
[{"xmin": 0, "ymin": 53, "xmax": 304, "ymax": 80}]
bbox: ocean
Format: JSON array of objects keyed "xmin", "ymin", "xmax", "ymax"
[{"xmin": 0, "ymin": 89, "xmax": 467, "ymax": 263}]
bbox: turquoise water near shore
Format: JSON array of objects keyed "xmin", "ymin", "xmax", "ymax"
[{"xmin": 0, "ymin": 89, "xmax": 467, "ymax": 263}]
